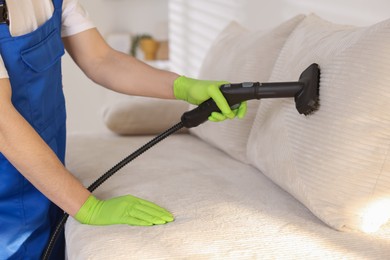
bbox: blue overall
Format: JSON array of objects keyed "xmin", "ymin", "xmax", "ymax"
[{"xmin": 0, "ymin": 0, "xmax": 66, "ymax": 258}]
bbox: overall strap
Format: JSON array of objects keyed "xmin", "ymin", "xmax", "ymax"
[{"xmin": 52, "ymin": 0, "xmax": 63, "ymax": 10}]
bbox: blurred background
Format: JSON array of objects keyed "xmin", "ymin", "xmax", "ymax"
[{"xmin": 63, "ymin": 0, "xmax": 389, "ymax": 134}]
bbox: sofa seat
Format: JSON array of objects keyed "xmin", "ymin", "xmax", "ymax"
[{"xmin": 64, "ymin": 133, "xmax": 390, "ymax": 259}]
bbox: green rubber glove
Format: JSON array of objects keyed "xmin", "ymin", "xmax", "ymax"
[
  {"xmin": 75, "ymin": 195, "xmax": 174, "ymax": 226},
  {"xmin": 173, "ymin": 76, "xmax": 247, "ymax": 121},
  {"xmin": 209, "ymin": 101, "xmax": 247, "ymax": 122}
]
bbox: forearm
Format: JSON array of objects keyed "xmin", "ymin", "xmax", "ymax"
[
  {"xmin": 63, "ymin": 29, "xmax": 242, "ymax": 120},
  {"xmin": 63, "ymin": 29, "xmax": 179, "ymax": 99},
  {"xmin": 0, "ymin": 80, "xmax": 90, "ymax": 216},
  {"xmin": 94, "ymin": 50, "xmax": 179, "ymax": 98}
]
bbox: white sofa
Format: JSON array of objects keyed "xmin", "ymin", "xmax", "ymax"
[{"xmin": 64, "ymin": 14, "xmax": 390, "ymax": 259}]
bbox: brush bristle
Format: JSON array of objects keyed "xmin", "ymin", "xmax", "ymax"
[
  {"xmin": 304, "ymin": 69, "xmax": 321, "ymax": 116},
  {"xmin": 303, "ymin": 84, "xmax": 320, "ymax": 116}
]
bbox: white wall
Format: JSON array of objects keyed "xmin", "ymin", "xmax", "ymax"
[
  {"xmin": 62, "ymin": 0, "xmax": 169, "ymax": 134},
  {"xmin": 234, "ymin": 0, "xmax": 390, "ymax": 29}
]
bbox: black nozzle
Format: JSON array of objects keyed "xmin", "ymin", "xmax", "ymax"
[
  {"xmin": 295, "ymin": 63, "xmax": 320, "ymax": 115},
  {"xmin": 181, "ymin": 63, "xmax": 320, "ymax": 128}
]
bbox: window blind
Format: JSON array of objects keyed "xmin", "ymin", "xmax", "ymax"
[{"xmin": 168, "ymin": 0, "xmax": 242, "ymax": 77}]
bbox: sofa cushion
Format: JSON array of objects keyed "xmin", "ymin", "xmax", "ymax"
[
  {"xmin": 189, "ymin": 15, "xmax": 305, "ymax": 163},
  {"xmin": 102, "ymin": 96, "xmax": 189, "ymax": 135},
  {"xmin": 65, "ymin": 133, "xmax": 390, "ymax": 259},
  {"xmin": 247, "ymin": 14, "xmax": 390, "ymax": 232}
]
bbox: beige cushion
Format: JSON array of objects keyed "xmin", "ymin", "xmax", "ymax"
[
  {"xmin": 189, "ymin": 15, "xmax": 305, "ymax": 163},
  {"xmin": 103, "ymin": 96, "xmax": 189, "ymax": 135},
  {"xmin": 65, "ymin": 133, "xmax": 390, "ymax": 259},
  {"xmin": 247, "ymin": 14, "xmax": 390, "ymax": 232}
]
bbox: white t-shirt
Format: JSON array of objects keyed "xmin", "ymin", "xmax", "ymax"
[{"xmin": 0, "ymin": 0, "xmax": 95, "ymax": 78}]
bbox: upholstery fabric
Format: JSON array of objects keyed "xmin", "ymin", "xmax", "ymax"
[
  {"xmin": 247, "ymin": 14, "xmax": 390, "ymax": 232},
  {"xmin": 65, "ymin": 133, "xmax": 390, "ymax": 259}
]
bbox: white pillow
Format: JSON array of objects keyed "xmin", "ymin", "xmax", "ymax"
[
  {"xmin": 190, "ymin": 15, "xmax": 305, "ymax": 163},
  {"xmin": 102, "ymin": 96, "xmax": 189, "ymax": 135},
  {"xmin": 247, "ymin": 14, "xmax": 390, "ymax": 232}
]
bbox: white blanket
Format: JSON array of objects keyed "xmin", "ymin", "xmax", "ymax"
[{"xmin": 65, "ymin": 133, "xmax": 390, "ymax": 259}]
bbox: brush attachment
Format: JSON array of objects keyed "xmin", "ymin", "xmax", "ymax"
[
  {"xmin": 294, "ymin": 63, "xmax": 320, "ymax": 115},
  {"xmin": 181, "ymin": 63, "xmax": 320, "ymax": 128}
]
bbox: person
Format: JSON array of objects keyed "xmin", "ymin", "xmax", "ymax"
[{"xmin": 0, "ymin": 0, "xmax": 247, "ymax": 259}]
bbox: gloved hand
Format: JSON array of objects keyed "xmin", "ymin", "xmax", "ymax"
[
  {"xmin": 75, "ymin": 195, "xmax": 174, "ymax": 226},
  {"xmin": 173, "ymin": 76, "xmax": 247, "ymax": 122}
]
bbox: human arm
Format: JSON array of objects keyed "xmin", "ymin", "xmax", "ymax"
[
  {"xmin": 62, "ymin": 28, "xmax": 178, "ymax": 99},
  {"xmin": 62, "ymin": 28, "xmax": 246, "ymax": 119},
  {"xmin": 0, "ymin": 78, "xmax": 90, "ymax": 216}
]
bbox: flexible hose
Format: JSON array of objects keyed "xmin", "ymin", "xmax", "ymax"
[{"xmin": 41, "ymin": 121, "xmax": 184, "ymax": 260}]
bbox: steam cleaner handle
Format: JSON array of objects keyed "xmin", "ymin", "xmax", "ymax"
[{"xmin": 181, "ymin": 82, "xmax": 259, "ymax": 128}]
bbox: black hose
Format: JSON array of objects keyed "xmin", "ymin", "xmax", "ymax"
[{"xmin": 41, "ymin": 121, "xmax": 184, "ymax": 260}]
